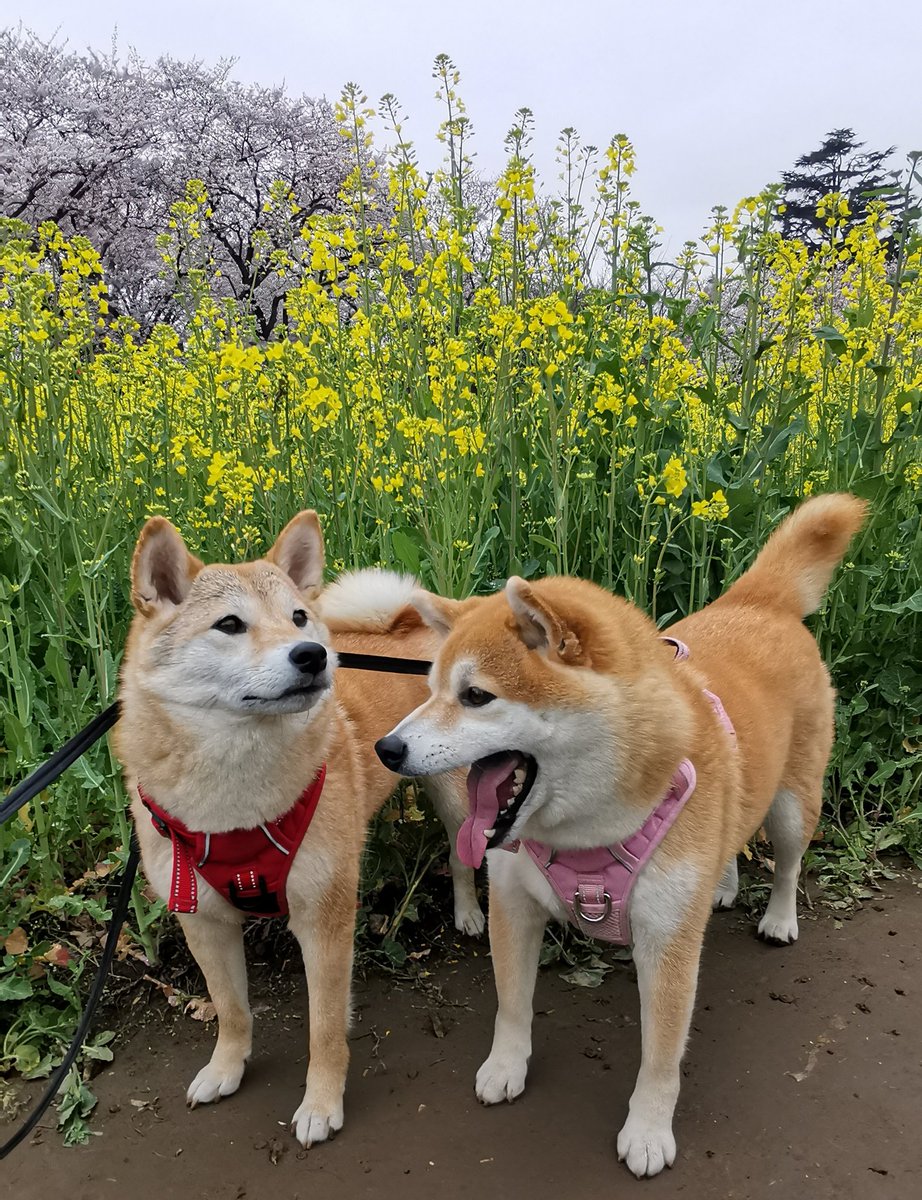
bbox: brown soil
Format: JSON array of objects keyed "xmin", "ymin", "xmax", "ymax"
[{"xmin": 4, "ymin": 873, "xmax": 921, "ymax": 1200}]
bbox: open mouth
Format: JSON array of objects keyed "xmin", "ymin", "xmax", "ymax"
[{"xmin": 457, "ymin": 750, "xmax": 538, "ymax": 870}]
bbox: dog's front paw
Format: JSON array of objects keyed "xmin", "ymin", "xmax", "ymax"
[
  {"xmin": 475, "ymin": 1053, "xmax": 528, "ymax": 1104},
  {"xmin": 617, "ymin": 1114, "xmax": 676, "ymax": 1178},
  {"xmin": 454, "ymin": 901, "xmax": 486, "ymax": 936},
  {"xmin": 291, "ymin": 1096, "xmax": 344, "ymax": 1148},
  {"xmin": 186, "ymin": 1058, "xmax": 246, "ymax": 1107},
  {"xmin": 758, "ymin": 911, "xmax": 799, "ymax": 944}
]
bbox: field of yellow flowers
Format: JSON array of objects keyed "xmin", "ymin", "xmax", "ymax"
[{"xmin": 0, "ymin": 75, "xmax": 920, "ymax": 1133}]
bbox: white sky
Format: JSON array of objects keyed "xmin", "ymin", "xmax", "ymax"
[{"xmin": 8, "ymin": 0, "xmax": 921, "ymax": 254}]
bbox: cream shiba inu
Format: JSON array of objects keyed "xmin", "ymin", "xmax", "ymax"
[
  {"xmin": 115, "ymin": 511, "xmax": 482, "ymax": 1148},
  {"xmin": 376, "ymin": 493, "xmax": 866, "ymax": 1177}
]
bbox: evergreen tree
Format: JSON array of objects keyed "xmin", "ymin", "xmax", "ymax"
[{"xmin": 780, "ymin": 128, "xmax": 900, "ymax": 248}]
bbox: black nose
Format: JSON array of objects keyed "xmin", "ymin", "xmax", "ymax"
[
  {"xmin": 288, "ymin": 641, "xmax": 327, "ymax": 675},
  {"xmin": 375, "ymin": 733, "xmax": 408, "ymax": 772}
]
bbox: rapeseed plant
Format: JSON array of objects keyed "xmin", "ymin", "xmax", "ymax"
[{"xmin": 0, "ymin": 69, "xmax": 919, "ymax": 1134}]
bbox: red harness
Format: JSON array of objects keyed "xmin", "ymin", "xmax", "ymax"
[{"xmin": 139, "ymin": 765, "xmax": 326, "ymax": 917}]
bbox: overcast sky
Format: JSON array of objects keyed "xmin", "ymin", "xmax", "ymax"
[{"xmin": 10, "ymin": 0, "xmax": 921, "ymax": 254}]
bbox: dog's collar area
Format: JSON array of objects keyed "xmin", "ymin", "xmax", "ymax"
[
  {"xmin": 139, "ymin": 765, "xmax": 326, "ymax": 917},
  {"xmin": 502, "ymin": 640, "xmax": 736, "ymax": 945},
  {"xmin": 513, "ymin": 758, "xmax": 697, "ymax": 944}
]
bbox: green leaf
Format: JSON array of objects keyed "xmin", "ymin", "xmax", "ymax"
[
  {"xmin": 814, "ymin": 325, "xmax": 847, "ymax": 356},
  {"xmin": 0, "ymin": 838, "xmax": 31, "ymax": 888},
  {"xmin": 390, "ymin": 530, "xmax": 420, "ymax": 576},
  {"xmin": 0, "ymin": 974, "xmax": 34, "ymax": 1001},
  {"xmin": 872, "ymin": 588, "xmax": 922, "ymax": 614}
]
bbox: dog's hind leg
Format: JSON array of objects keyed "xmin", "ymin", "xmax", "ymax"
[
  {"xmin": 288, "ymin": 870, "xmax": 357, "ymax": 1147},
  {"xmin": 180, "ymin": 912, "xmax": 252, "ymax": 1107},
  {"xmin": 422, "ymin": 771, "xmax": 485, "ymax": 935},
  {"xmin": 758, "ymin": 785, "xmax": 818, "ymax": 944},
  {"xmin": 712, "ymin": 856, "xmax": 738, "ymax": 910},
  {"xmin": 475, "ymin": 857, "xmax": 547, "ymax": 1105}
]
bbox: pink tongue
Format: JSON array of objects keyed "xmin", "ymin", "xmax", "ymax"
[{"xmin": 457, "ymin": 755, "xmax": 518, "ymax": 869}]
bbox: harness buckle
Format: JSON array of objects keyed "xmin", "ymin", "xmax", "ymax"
[{"xmin": 574, "ymin": 890, "xmax": 612, "ymax": 923}]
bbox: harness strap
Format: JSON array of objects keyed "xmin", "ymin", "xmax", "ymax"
[
  {"xmin": 521, "ymin": 759, "xmax": 696, "ymax": 944},
  {"xmin": 139, "ymin": 764, "xmax": 326, "ymax": 917},
  {"xmin": 515, "ymin": 636, "xmax": 736, "ymax": 945}
]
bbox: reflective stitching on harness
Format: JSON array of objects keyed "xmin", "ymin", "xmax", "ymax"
[
  {"xmin": 139, "ymin": 764, "xmax": 326, "ymax": 918},
  {"xmin": 259, "ymin": 823, "xmax": 289, "ymax": 854}
]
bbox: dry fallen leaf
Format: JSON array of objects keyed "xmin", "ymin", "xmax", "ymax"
[
  {"xmin": 41, "ymin": 943, "xmax": 71, "ymax": 967},
  {"xmin": 143, "ymin": 973, "xmax": 179, "ymax": 1006},
  {"xmin": 4, "ymin": 927, "xmax": 28, "ymax": 956},
  {"xmin": 185, "ymin": 997, "xmax": 217, "ymax": 1023}
]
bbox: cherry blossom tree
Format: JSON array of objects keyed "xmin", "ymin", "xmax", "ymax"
[{"xmin": 0, "ymin": 28, "xmax": 353, "ymax": 333}]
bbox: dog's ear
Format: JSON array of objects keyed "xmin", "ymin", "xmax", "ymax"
[
  {"xmin": 410, "ymin": 590, "xmax": 466, "ymax": 638},
  {"xmin": 267, "ymin": 510, "xmax": 325, "ymax": 596},
  {"xmin": 131, "ymin": 518, "xmax": 202, "ymax": 614},
  {"xmin": 505, "ymin": 577, "xmax": 581, "ymax": 662}
]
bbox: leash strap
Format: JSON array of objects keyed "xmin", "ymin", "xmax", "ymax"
[
  {"xmin": 0, "ymin": 842, "xmax": 140, "ymax": 1160},
  {"xmin": 0, "ymin": 702, "xmax": 120, "ymax": 825},
  {"xmin": 337, "ymin": 651, "xmax": 431, "ymax": 675}
]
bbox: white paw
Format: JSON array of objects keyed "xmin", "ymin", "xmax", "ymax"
[
  {"xmin": 291, "ymin": 1096, "xmax": 344, "ymax": 1147},
  {"xmin": 617, "ymin": 1114, "xmax": 676, "ymax": 1178},
  {"xmin": 758, "ymin": 911, "xmax": 799, "ymax": 943},
  {"xmin": 454, "ymin": 902, "xmax": 486, "ymax": 936},
  {"xmin": 475, "ymin": 1053, "xmax": 528, "ymax": 1105},
  {"xmin": 712, "ymin": 883, "xmax": 737, "ymax": 910},
  {"xmin": 186, "ymin": 1059, "xmax": 246, "ymax": 1107}
]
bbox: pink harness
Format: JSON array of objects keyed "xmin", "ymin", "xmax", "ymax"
[{"xmin": 509, "ymin": 637, "xmax": 735, "ymax": 945}]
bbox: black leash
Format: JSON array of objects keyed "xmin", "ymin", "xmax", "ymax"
[
  {"xmin": 0, "ymin": 843, "xmax": 140, "ymax": 1159},
  {"xmin": 0, "ymin": 649, "xmax": 431, "ymax": 1158},
  {"xmin": 0, "ymin": 703, "xmax": 120, "ymax": 826},
  {"xmin": 336, "ymin": 651, "xmax": 431, "ymax": 675}
]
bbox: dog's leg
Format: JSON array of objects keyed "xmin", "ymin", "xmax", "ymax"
[
  {"xmin": 758, "ymin": 787, "xmax": 812, "ymax": 944},
  {"xmin": 423, "ymin": 772, "xmax": 485, "ymax": 936},
  {"xmin": 712, "ymin": 856, "xmax": 738, "ymax": 910},
  {"xmin": 617, "ymin": 872, "xmax": 710, "ymax": 1179},
  {"xmin": 475, "ymin": 866, "xmax": 546, "ymax": 1104},
  {"xmin": 287, "ymin": 876, "xmax": 356, "ymax": 1147},
  {"xmin": 179, "ymin": 912, "xmax": 252, "ymax": 1107}
]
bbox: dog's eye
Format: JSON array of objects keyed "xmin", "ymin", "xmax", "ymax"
[
  {"xmin": 292, "ymin": 609, "xmax": 309, "ymax": 628},
  {"xmin": 460, "ymin": 686, "xmax": 496, "ymax": 708},
  {"xmin": 212, "ymin": 614, "xmax": 247, "ymax": 635}
]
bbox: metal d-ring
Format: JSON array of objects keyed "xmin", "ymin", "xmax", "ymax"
[{"xmin": 574, "ymin": 890, "xmax": 612, "ymax": 923}]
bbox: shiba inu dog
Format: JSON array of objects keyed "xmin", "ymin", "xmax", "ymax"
[
  {"xmin": 375, "ymin": 493, "xmax": 866, "ymax": 1177},
  {"xmin": 115, "ymin": 511, "xmax": 482, "ymax": 1148}
]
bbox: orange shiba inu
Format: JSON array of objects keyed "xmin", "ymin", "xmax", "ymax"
[
  {"xmin": 115, "ymin": 511, "xmax": 481, "ymax": 1148},
  {"xmin": 375, "ymin": 494, "xmax": 866, "ymax": 1177}
]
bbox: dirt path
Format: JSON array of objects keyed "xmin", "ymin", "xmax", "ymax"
[{"xmin": 5, "ymin": 874, "xmax": 921, "ymax": 1200}]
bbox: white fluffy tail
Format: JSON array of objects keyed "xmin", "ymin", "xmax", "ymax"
[{"xmin": 315, "ymin": 568, "xmax": 423, "ymax": 633}]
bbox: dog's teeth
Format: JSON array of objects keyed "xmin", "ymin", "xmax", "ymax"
[
  {"xmin": 483, "ymin": 828, "xmax": 496, "ymax": 839},
  {"xmin": 511, "ymin": 782, "xmax": 522, "ymax": 797},
  {"xmin": 513, "ymin": 768, "xmax": 526, "ymax": 784}
]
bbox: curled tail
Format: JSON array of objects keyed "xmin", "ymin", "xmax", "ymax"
[
  {"xmin": 315, "ymin": 567, "xmax": 424, "ymax": 633},
  {"xmin": 723, "ymin": 493, "xmax": 867, "ymax": 619}
]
